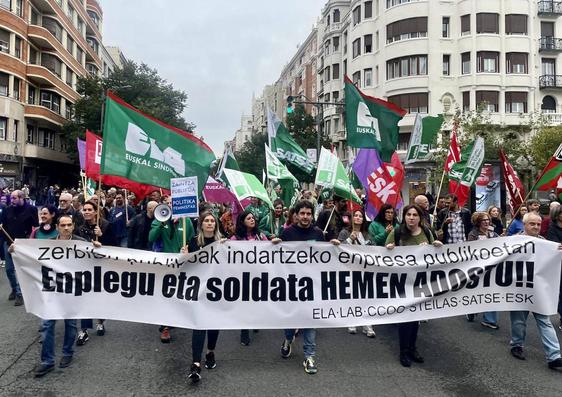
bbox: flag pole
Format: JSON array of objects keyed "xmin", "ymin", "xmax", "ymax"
[
  {"xmin": 124, "ymin": 188, "xmax": 129, "ymax": 223},
  {"xmin": 182, "ymin": 217, "xmax": 187, "ymax": 248},
  {"xmin": 432, "ymin": 171, "xmax": 446, "ymax": 226}
]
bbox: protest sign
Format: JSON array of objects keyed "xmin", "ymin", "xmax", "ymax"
[
  {"xmin": 170, "ymin": 176, "xmax": 198, "ymax": 219},
  {"xmin": 13, "ymin": 236, "xmax": 561, "ymax": 329}
]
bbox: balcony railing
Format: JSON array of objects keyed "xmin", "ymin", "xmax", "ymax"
[
  {"xmin": 539, "ymin": 74, "xmax": 562, "ymax": 88},
  {"xmin": 538, "ymin": 1, "xmax": 562, "ymax": 15},
  {"xmin": 543, "ymin": 112, "xmax": 562, "ymax": 124},
  {"xmin": 540, "ymin": 37, "xmax": 562, "ymax": 50}
]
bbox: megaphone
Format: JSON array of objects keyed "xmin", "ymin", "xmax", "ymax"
[{"xmin": 154, "ymin": 204, "xmax": 172, "ymax": 222}]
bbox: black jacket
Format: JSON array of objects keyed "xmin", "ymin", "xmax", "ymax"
[
  {"xmin": 546, "ymin": 222, "xmax": 562, "ymax": 244},
  {"xmin": 435, "ymin": 207, "xmax": 471, "ymax": 242},
  {"xmin": 75, "ymin": 218, "xmax": 117, "ymax": 246},
  {"xmin": 0, "ymin": 204, "xmax": 39, "ymax": 239},
  {"xmin": 127, "ymin": 212, "xmax": 153, "ymax": 250}
]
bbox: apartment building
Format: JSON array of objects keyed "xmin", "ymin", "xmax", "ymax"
[{"xmin": 0, "ymin": 0, "xmax": 114, "ymax": 189}]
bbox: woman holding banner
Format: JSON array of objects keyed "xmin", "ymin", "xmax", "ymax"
[
  {"xmin": 186, "ymin": 211, "xmax": 223, "ymax": 383},
  {"xmin": 466, "ymin": 212, "xmax": 500, "ymax": 329},
  {"xmin": 230, "ymin": 209, "xmax": 267, "ymax": 346},
  {"xmin": 338, "ymin": 209, "xmax": 376, "ymax": 338},
  {"xmin": 385, "ymin": 204, "xmax": 443, "ymax": 367},
  {"xmin": 368, "ymin": 204, "xmax": 399, "ymax": 246}
]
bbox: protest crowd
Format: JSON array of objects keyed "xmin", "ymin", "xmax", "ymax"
[{"xmin": 1, "ymin": 182, "xmax": 562, "ymax": 381}]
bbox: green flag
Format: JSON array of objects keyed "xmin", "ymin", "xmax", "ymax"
[
  {"xmin": 265, "ymin": 144, "xmax": 297, "ymax": 182},
  {"xmin": 344, "ymin": 76, "xmax": 407, "ymax": 162},
  {"xmin": 406, "ymin": 113, "xmax": 444, "ymax": 164},
  {"xmin": 315, "ymin": 148, "xmax": 361, "ymax": 204},
  {"xmin": 449, "ymin": 137, "xmax": 485, "ymax": 186},
  {"xmin": 215, "ymin": 145, "xmax": 239, "ymax": 184},
  {"xmin": 267, "ymin": 108, "xmax": 315, "ymax": 174},
  {"xmin": 100, "ymin": 92, "xmax": 215, "ymax": 195},
  {"xmin": 223, "ymin": 168, "xmax": 273, "ymax": 209}
]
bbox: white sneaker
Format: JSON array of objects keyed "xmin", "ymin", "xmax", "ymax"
[
  {"xmin": 363, "ymin": 326, "xmax": 376, "ymax": 338},
  {"xmin": 347, "ymin": 327, "xmax": 357, "ymax": 334}
]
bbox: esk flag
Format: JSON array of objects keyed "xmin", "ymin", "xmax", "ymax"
[
  {"xmin": 85, "ymin": 130, "xmax": 162, "ymax": 199},
  {"xmin": 449, "ymin": 137, "xmax": 485, "ymax": 207},
  {"xmin": 500, "ymin": 150, "xmax": 525, "ymax": 215},
  {"xmin": 267, "ymin": 108, "xmax": 314, "ymax": 174},
  {"xmin": 223, "ymin": 168, "xmax": 273, "ymax": 209},
  {"xmin": 315, "ymin": 148, "xmax": 361, "ymax": 204},
  {"xmin": 406, "ymin": 114, "xmax": 443, "ymax": 164},
  {"xmin": 344, "ymin": 76, "xmax": 407, "ymax": 162},
  {"xmin": 534, "ymin": 143, "xmax": 562, "ymax": 194},
  {"xmin": 353, "ymin": 148, "xmax": 404, "ymax": 219},
  {"xmin": 100, "ymin": 92, "xmax": 215, "ymax": 195}
]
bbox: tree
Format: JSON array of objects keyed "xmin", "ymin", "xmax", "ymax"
[
  {"xmin": 63, "ymin": 60, "xmax": 195, "ymax": 161},
  {"xmin": 529, "ymin": 125, "xmax": 562, "ymax": 172},
  {"xmin": 234, "ymin": 132, "xmax": 267, "ymax": 180}
]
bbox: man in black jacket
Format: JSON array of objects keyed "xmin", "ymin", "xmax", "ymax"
[
  {"xmin": 1, "ymin": 189, "xmax": 38, "ymax": 306},
  {"xmin": 435, "ymin": 193, "xmax": 471, "ymax": 244},
  {"xmin": 127, "ymin": 201, "xmax": 158, "ymax": 250}
]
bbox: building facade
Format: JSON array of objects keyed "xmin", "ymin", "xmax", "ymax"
[{"xmin": 0, "ymin": 0, "xmax": 114, "ymax": 190}]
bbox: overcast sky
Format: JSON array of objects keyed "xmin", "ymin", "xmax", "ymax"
[{"xmin": 100, "ymin": 0, "xmax": 325, "ymax": 156}]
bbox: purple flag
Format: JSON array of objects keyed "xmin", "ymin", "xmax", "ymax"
[
  {"xmin": 77, "ymin": 138, "xmax": 86, "ymax": 170},
  {"xmin": 352, "ymin": 149, "xmax": 380, "ymax": 220},
  {"xmin": 202, "ymin": 177, "xmax": 243, "ymax": 220}
]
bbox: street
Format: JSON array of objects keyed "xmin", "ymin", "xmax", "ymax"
[{"xmin": 0, "ymin": 272, "xmax": 561, "ymax": 397}]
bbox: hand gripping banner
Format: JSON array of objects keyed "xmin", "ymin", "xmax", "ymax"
[{"xmin": 12, "ymin": 236, "xmax": 561, "ymax": 329}]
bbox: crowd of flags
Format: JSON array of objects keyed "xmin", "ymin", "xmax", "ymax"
[{"xmin": 75, "ymin": 77, "xmax": 561, "ymax": 218}]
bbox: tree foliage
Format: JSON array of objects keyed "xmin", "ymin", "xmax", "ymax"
[
  {"xmin": 234, "ymin": 132, "xmax": 268, "ymax": 179},
  {"xmin": 529, "ymin": 125, "xmax": 562, "ymax": 171},
  {"xmin": 63, "ymin": 60, "xmax": 195, "ymax": 162}
]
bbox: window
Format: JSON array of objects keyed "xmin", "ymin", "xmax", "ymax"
[
  {"xmin": 14, "ymin": 37, "xmax": 21, "ymax": 58},
  {"xmin": 0, "ymin": 72, "xmax": 8, "ymax": 96},
  {"xmin": 15, "ymin": 0, "xmax": 21, "ymax": 17},
  {"xmin": 30, "ymin": 7, "xmax": 39, "ymax": 25},
  {"xmin": 332, "ymin": 63, "xmax": 340, "ymax": 79},
  {"xmin": 43, "ymin": 18, "xmax": 63, "ymax": 42},
  {"xmin": 0, "ymin": 0, "xmax": 9, "ymax": 11},
  {"xmin": 505, "ymin": 92, "xmax": 527, "ymax": 113},
  {"xmin": 77, "ymin": 18, "xmax": 85, "ymax": 36},
  {"xmin": 376, "ymin": 31, "xmax": 379, "ymax": 50},
  {"xmin": 76, "ymin": 46, "xmax": 84, "ymax": 64},
  {"xmin": 461, "ymin": 52, "xmax": 471, "ymax": 74},
  {"xmin": 542, "ymin": 22, "xmax": 554, "ymax": 38},
  {"xmin": 343, "ymin": 31, "xmax": 347, "ymax": 54},
  {"xmin": 541, "ymin": 96, "xmax": 556, "ymax": 113},
  {"xmin": 442, "ymin": 17, "xmax": 450, "ymax": 38},
  {"xmin": 324, "ymin": 40, "xmax": 330, "ymax": 56},
  {"xmin": 443, "ymin": 54, "xmax": 450, "ymax": 75},
  {"xmin": 343, "ymin": 59, "xmax": 347, "ymax": 75},
  {"xmin": 325, "ymin": 93, "xmax": 330, "ymax": 103},
  {"xmin": 388, "ymin": 93, "xmax": 428, "ymax": 113},
  {"xmin": 41, "ymin": 54, "xmax": 62, "ymax": 77},
  {"xmin": 386, "ymin": 0, "xmax": 419, "ymax": 7},
  {"xmin": 26, "ymin": 124, "xmax": 34, "ymax": 143},
  {"xmin": 40, "ymin": 90, "xmax": 61, "ymax": 114},
  {"xmin": 333, "ymin": 9, "xmax": 340, "ymax": 23},
  {"xmin": 66, "ymin": 4, "xmax": 75, "ymax": 22},
  {"xmin": 542, "ymin": 59, "xmax": 555, "ymax": 76},
  {"xmin": 364, "ymin": 1, "xmax": 373, "ymax": 18},
  {"xmin": 12, "ymin": 120, "xmax": 17, "ymax": 141},
  {"xmin": 333, "ymin": 91, "xmax": 339, "ymax": 102},
  {"xmin": 0, "ymin": 118, "xmax": 6, "ymax": 140},
  {"xmin": 0, "ymin": 29, "xmax": 9, "ymax": 53},
  {"xmin": 461, "ymin": 15, "xmax": 470, "ymax": 35},
  {"xmin": 386, "ymin": 17, "xmax": 427, "ymax": 43},
  {"xmin": 477, "ymin": 51, "xmax": 499, "ymax": 73},
  {"xmin": 386, "ymin": 55, "xmax": 428, "ymax": 79},
  {"xmin": 324, "ymin": 66, "xmax": 331, "ymax": 82},
  {"xmin": 13, "ymin": 77, "xmax": 19, "ymax": 100},
  {"xmin": 29, "ymin": 46, "xmax": 38, "ymax": 64},
  {"xmin": 506, "ymin": 53, "xmax": 528, "ymax": 74},
  {"xmin": 476, "ymin": 13, "xmax": 499, "ymax": 34},
  {"xmin": 66, "ymin": 36, "xmax": 74, "ymax": 55},
  {"xmin": 352, "ymin": 71, "xmax": 361, "ymax": 86},
  {"xmin": 333, "ymin": 36, "xmax": 339, "ymax": 52},
  {"xmin": 87, "ymin": 10, "xmax": 100, "ymax": 27},
  {"xmin": 352, "ymin": 38, "xmax": 361, "ymax": 58},
  {"xmin": 505, "ymin": 14, "xmax": 527, "ymax": 35},
  {"xmin": 364, "ymin": 68, "xmax": 373, "ymax": 86},
  {"xmin": 364, "ymin": 34, "xmax": 372, "ymax": 53},
  {"xmin": 462, "ymin": 91, "xmax": 470, "ymax": 111},
  {"xmin": 66, "ymin": 68, "xmax": 74, "ymax": 86},
  {"xmin": 28, "ymin": 85, "xmax": 36, "ymax": 104},
  {"xmin": 87, "ymin": 37, "xmax": 99, "ymax": 54},
  {"xmin": 41, "ymin": 129, "xmax": 55, "ymax": 149},
  {"xmin": 353, "ymin": 6, "xmax": 361, "ymax": 25},
  {"xmin": 65, "ymin": 100, "xmax": 73, "ymax": 119},
  {"xmin": 476, "ymin": 91, "xmax": 499, "ymax": 112}
]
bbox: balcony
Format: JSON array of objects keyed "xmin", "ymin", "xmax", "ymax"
[
  {"xmin": 538, "ymin": 1, "xmax": 562, "ymax": 15},
  {"xmin": 539, "ymin": 74, "xmax": 562, "ymax": 88},
  {"xmin": 539, "ymin": 37, "xmax": 562, "ymax": 50},
  {"xmin": 324, "ymin": 22, "xmax": 342, "ymax": 34},
  {"xmin": 543, "ymin": 112, "xmax": 562, "ymax": 124}
]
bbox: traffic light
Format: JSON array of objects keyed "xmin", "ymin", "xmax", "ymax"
[{"xmin": 286, "ymin": 96, "xmax": 294, "ymax": 114}]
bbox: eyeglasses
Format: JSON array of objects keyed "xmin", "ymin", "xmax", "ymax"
[{"xmin": 481, "ymin": 219, "xmax": 490, "ymax": 222}]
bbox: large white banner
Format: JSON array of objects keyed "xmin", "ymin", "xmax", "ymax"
[{"xmin": 13, "ymin": 236, "xmax": 562, "ymax": 329}]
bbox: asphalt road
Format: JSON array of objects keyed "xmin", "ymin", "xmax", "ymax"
[{"xmin": 1, "ymin": 270, "xmax": 562, "ymax": 397}]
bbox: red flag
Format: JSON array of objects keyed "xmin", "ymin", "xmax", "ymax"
[
  {"xmin": 85, "ymin": 130, "xmax": 165, "ymax": 199},
  {"xmin": 444, "ymin": 129, "xmax": 460, "ymax": 173},
  {"xmin": 500, "ymin": 150, "xmax": 525, "ymax": 215},
  {"xmin": 363, "ymin": 150, "xmax": 404, "ymax": 214}
]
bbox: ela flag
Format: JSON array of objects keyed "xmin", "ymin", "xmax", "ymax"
[
  {"xmin": 534, "ymin": 143, "xmax": 562, "ymax": 193},
  {"xmin": 406, "ymin": 114, "xmax": 443, "ymax": 164},
  {"xmin": 353, "ymin": 148, "xmax": 404, "ymax": 219},
  {"xmin": 449, "ymin": 137, "xmax": 485, "ymax": 207},
  {"xmin": 100, "ymin": 92, "xmax": 215, "ymax": 195},
  {"xmin": 500, "ymin": 150, "xmax": 526, "ymax": 215},
  {"xmin": 344, "ymin": 76, "xmax": 407, "ymax": 162},
  {"xmin": 315, "ymin": 148, "xmax": 361, "ymax": 204},
  {"xmin": 444, "ymin": 128, "xmax": 461, "ymax": 173},
  {"xmin": 265, "ymin": 144, "xmax": 300, "ymax": 207},
  {"xmin": 223, "ymin": 168, "xmax": 273, "ymax": 209},
  {"xmin": 267, "ymin": 108, "xmax": 314, "ymax": 174},
  {"xmin": 216, "ymin": 145, "xmax": 240, "ymax": 184},
  {"xmin": 85, "ymin": 130, "xmax": 162, "ymax": 199}
]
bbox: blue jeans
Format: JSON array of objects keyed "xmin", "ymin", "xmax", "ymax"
[
  {"xmin": 510, "ymin": 311, "xmax": 561, "ymax": 362},
  {"xmin": 41, "ymin": 319, "xmax": 77, "ymax": 366},
  {"xmin": 483, "ymin": 311, "xmax": 497, "ymax": 324},
  {"xmin": 4, "ymin": 241, "xmax": 20, "ymax": 296},
  {"xmin": 284, "ymin": 329, "xmax": 316, "ymax": 358}
]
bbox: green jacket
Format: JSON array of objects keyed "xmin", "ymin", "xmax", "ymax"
[
  {"xmin": 259, "ymin": 213, "xmax": 286, "ymax": 238},
  {"xmin": 368, "ymin": 220, "xmax": 398, "ymax": 246},
  {"xmin": 148, "ymin": 218, "xmax": 194, "ymax": 253}
]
